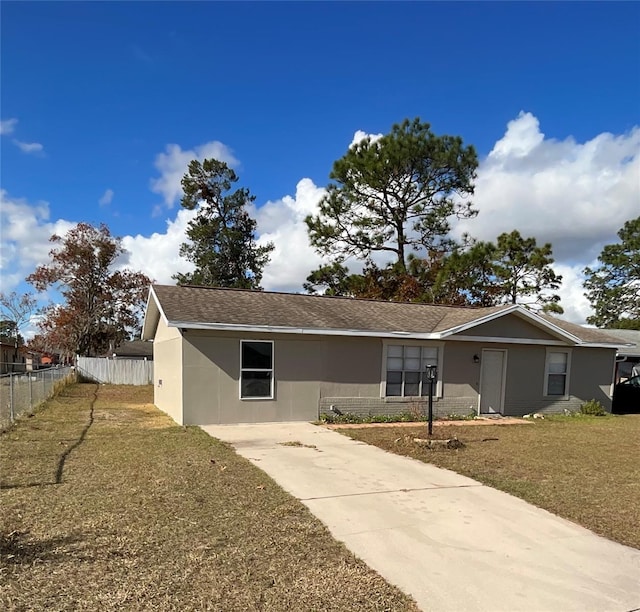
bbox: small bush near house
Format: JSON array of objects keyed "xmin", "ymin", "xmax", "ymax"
[
  {"xmin": 318, "ymin": 412, "xmax": 427, "ymax": 425},
  {"xmin": 580, "ymin": 399, "xmax": 607, "ymax": 416}
]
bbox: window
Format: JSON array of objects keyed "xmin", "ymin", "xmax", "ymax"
[
  {"xmin": 240, "ymin": 341, "xmax": 273, "ymax": 399},
  {"xmin": 544, "ymin": 350, "xmax": 570, "ymax": 397},
  {"xmin": 385, "ymin": 345, "xmax": 438, "ymax": 397}
]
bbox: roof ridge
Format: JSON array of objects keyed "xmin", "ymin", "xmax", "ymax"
[{"xmin": 154, "ymin": 284, "xmax": 505, "ymax": 312}]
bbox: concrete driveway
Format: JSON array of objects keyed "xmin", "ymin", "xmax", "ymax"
[{"xmin": 201, "ymin": 422, "xmax": 640, "ymax": 612}]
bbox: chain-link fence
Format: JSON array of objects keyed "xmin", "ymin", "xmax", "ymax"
[{"xmin": 0, "ymin": 366, "xmax": 76, "ymax": 429}]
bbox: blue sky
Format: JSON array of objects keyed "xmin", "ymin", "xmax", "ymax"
[{"xmin": 1, "ymin": 1, "xmax": 639, "ymax": 324}]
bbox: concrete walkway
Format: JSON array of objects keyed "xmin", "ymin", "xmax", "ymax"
[{"xmin": 201, "ymin": 422, "xmax": 640, "ymax": 612}]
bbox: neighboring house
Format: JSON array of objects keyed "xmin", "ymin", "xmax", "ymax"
[
  {"xmin": 102, "ymin": 340, "xmax": 154, "ymax": 361},
  {"xmin": 596, "ymin": 329, "xmax": 640, "ymax": 383},
  {"xmin": 0, "ymin": 341, "xmax": 15, "ymax": 374},
  {"xmin": 22, "ymin": 348, "xmax": 41, "ymax": 372},
  {"xmin": 142, "ymin": 285, "xmax": 622, "ymax": 426}
]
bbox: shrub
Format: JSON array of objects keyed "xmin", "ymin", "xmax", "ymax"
[
  {"xmin": 318, "ymin": 411, "xmax": 427, "ymax": 425},
  {"xmin": 580, "ymin": 399, "xmax": 607, "ymax": 416}
]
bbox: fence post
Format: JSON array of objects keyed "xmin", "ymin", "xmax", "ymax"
[
  {"xmin": 29, "ymin": 371, "xmax": 33, "ymax": 408},
  {"xmin": 9, "ymin": 373, "xmax": 14, "ymax": 423}
]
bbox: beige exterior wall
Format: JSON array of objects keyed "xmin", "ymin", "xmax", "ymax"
[{"xmin": 152, "ymin": 318, "xmax": 183, "ymax": 424}]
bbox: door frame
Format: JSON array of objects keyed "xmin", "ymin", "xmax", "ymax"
[{"xmin": 477, "ymin": 348, "xmax": 508, "ymax": 415}]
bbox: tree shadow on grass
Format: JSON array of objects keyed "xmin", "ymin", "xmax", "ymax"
[
  {"xmin": 0, "ymin": 530, "xmax": 86, "ymax": 564},
  {"xmin": 54, "ymin": 386, "xmax": 97, "ymax": 484},
  {"xmin": 0, "ymin": 385, "xmax": 98, "ymax": 490}
]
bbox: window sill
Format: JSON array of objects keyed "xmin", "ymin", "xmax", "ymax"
[
  {"xmin": 240, "ymin": 396, "xmax": 274, "ymax": 401},
  {"xmin": 383, "ymin": 396, "xmax": 440, "ymax": 402}
]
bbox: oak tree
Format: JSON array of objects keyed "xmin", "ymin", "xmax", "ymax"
[{"xmin": 26, "ymin": 223, "xmax": 151, "ymax": 357}]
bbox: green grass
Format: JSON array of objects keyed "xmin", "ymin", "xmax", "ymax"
[
  {"xmin": 0, "ymin": 383, "xmax": 417, "ymax": 611},
  {"xmin": 341, "ymin": 415, "xmax": 640, "ymax": 550}
]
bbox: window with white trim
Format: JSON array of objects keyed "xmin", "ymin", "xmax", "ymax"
[
  {"xmin": 544, "ymin": 350, "xmax": 570, "ymax": 397},
  {"xmin": 385, "ymin": 345, "xmax": 438, "ymax": 397},
  {"xmin": 240, "ymin": 341, "xmax": 273, "ymax": 399}
]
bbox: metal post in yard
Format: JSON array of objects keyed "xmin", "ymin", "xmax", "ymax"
[
  {"xmin": 9, "ymin": 373, "xmax": 14, "ymax": 423},
  {"xmin": 29, "ymin": 371, "xmax": 33, "ymax": 411},
  {"xmin": 425, "ymin": 365, "xmax": 438, "ymax": 437}
]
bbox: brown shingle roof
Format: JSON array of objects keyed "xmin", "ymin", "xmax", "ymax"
[
  {"xmin": 147, "ymin": 285, "xmax": 619, "ymax": 346},
  {"xmin": 151, "ymin": 285, "xmax": 511, "ymax": 335},
  {"xmin": 538, "ymin": 315, "xmax": 627, "ymax": 345}
]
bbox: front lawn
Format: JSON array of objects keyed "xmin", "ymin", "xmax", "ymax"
[
  {"xmin": 0, "ymin": 383, "xmax": 417, "ymax": 611},
  {"xmin": 341, "ymin": 415, "xmax": 640, "ymax": 550}
]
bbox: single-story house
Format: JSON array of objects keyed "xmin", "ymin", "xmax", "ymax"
[{"xmin": 142, "ymin": 285, "xmax": 622, "ymax": 425}]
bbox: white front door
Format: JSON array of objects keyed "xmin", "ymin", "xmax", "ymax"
[{"xmin": 479, "ymin": 349, "xmax": 506, "ymax": 414}]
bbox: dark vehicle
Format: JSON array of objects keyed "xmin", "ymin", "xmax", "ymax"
[{"xmin": 612, "ymin": 375, "xmax": 640, "ymax": 414}]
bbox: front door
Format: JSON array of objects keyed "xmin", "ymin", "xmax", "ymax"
[{"xmin": 479, "ymin": 349, "xmax": 506, "ymax": 414}]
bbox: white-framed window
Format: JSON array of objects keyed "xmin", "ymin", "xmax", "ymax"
[
  {"xmin": 384, "ymin": 344, "xmax": 440, "ymax": 397},
  {"xmin": 544, "ymin": 349, "xmax": 571, "ymax": 398},
  {"xmin": 240, "ymin": 340, "xmax": 274, "ymax": 399}
]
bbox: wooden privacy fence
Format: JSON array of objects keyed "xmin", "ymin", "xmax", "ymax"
[{"xmin": 76, "ymin": 357, "xmax": 153, "ymax": 385}]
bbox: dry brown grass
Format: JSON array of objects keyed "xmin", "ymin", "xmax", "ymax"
[
  {"xmin": 0, "ymin": 383, "xmax": 417, "ymax": 612},
  {"xmin": 341, "ymin": 416, "xmax": 640, "ymax": 550}
]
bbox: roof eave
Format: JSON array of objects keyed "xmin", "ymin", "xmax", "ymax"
[
  {"xmin": 141, "ymin": 286, "xmax": 168, "ymax": 340},
  {"xmin": 168, "ymin": 320, "xmax": 443, "ymax": 340}
]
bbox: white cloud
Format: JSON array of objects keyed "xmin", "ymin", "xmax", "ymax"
[
  {"xmin": 13, "ymin": 139, "xmax": 44, "ymax": 154},
  {"xmin": 120, "ymin": 208, "xmax": 197, "ymax": 284},
  {"xmin": 453, "ymin": 111, "xmax": 640, "ymax": 264},
  {"xmin": 2, "ymin": 114, "xmax": 637, "ymax": 327},
  {"xmin": 552, "ymin": 262, "xmax": 597, "ymax": 325},
  {"xmin": 0, "ymin": 190, "xmax": 75, "ymax": 291},
  {"xmin": 150, "ymin": 141, "xmax": 239, "ymax": 208},
  {"xmin": 249, "ymin": 178, "xmax": 329, "ymax": 292},
  {"xmin": 350, "ymin": 129, "xmax": 383, "ymax": 149},
  {"xmin": 0, "ymin": 118, "xmax": 18, "ymax": 135},
  {"xmin": 98, "ymin": 189, "xmax": 114, "ymax": 206}
]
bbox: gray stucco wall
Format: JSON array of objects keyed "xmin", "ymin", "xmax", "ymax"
[
  {"xmin": 319, "ymin": 340, "xmax": 616, "ymax": 418},
  {"xmin": 152, "ymin": 322, "xmax": 616, "ymax": 424},
  {"xmin": 319, "ymin": 338, "xmax": 482, "ymax": 419},
  {"xmin": 461, "ymin": 314, "xmax": 559, "ymax": 341},
  {"xmin": 182, "ymin": 330, "xmax": 323, "ymax": 425}
]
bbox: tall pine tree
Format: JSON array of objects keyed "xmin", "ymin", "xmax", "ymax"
[
  {"xmin": 174, "ymin": 159, "xmax": 273, "ymax": 289},
  {"xmin": 584, "ymin": 217, "xmax": 640, "ymax": 328}
]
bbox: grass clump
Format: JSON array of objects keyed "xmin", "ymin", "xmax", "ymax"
[{"xmin": 0, "ymin": 383, "xmax": 418, "ymax": 612}]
